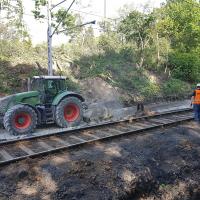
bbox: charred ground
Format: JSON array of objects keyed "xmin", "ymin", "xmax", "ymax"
[{"xmin": 0, "ymin": 122, "xmax": 199, "ymax": 200}]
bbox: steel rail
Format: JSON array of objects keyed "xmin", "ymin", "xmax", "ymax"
[
  {"xmin": 0, "ymin": 108, "xmax": 192, "ymax": 146},
  {"xmin": 0, "ymin": 108, "xmax": 193, "ymax": 167}
]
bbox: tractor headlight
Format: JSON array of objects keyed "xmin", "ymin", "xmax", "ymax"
[{"xmin": 0, "ymin": 95, "xmax": 13, "ymax": 114}]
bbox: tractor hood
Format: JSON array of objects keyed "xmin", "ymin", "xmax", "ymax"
[
  {"xmin": 13, "ymin": 91, "xmax": 40, "ymax": 106},
  {"xmin": 0, "ymin": 91, "xmax": 40, "ymax": 115},
  {"xmin": 14, "ymin": 91, "xmax": 39, "ymax": 99}
]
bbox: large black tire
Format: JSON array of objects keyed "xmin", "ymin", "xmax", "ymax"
[
  {"xmin": 3, "ymin": 105, "xmax": 37, "ymax": 135},
  {"xmin": 55, "ymin": 97, "xmax": 83, "ymax": 128}
]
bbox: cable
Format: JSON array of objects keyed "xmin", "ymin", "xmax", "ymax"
[
  {"xmin": 46, "ymin": 0, "xmax": 114, "ymax": 20},
  {"xmin": 51, "ymin": 0, "xmax": 68, "ymax": 11},
  {"xmin": 48, "ymin": 1, "xmax": 117, "ymax": 21},
  {"xmin": 71, "ymin": 8, "xmax": 116, "ymax": 21},
  {"xmin": 2, "ymin": 3, "xmax": 118, "ymax": 21}
]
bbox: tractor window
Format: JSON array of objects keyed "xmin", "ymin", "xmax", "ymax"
[
  {"xmin": 30, "ymin": 79, "xmax": 43, "ymax": 92},
  {"xmin": 44, "ymin": 79, "xmax": 66, "ymax": 96},
  {"xmin": 58, "ymin": 80, "xmax": 66, "ymax": 91},
  {"xmin": 45, "ymin": 80, "xmax": 57, "ymax": 95}
]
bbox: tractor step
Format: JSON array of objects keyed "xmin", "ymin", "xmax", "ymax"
[
  {"xmin": 45, "ymin": 107, "xmax": 54, "ymax": 123},
  {"xmin": 46, "ymin": 120, "xmax": 54, "ymax": 124}
]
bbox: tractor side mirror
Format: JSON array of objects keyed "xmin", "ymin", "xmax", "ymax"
[{"xmin": 27, "ymin": 78, "xmax": 31, "ymax": 91}]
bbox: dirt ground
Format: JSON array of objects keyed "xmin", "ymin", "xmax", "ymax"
[{"xmin": 0, "ymin": 122, "xmax": 200, "ymax": 200}]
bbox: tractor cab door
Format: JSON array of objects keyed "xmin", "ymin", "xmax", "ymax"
[
  {"xmin": 44, "ymin": 79, "xmax": 66, "ymax": 104},
  {"xmin": 44, "ymin": 79, "xmax": 59, "ymax": 104},
  {"xmin": 30, "ymin": 78, "xmax": 45, "ymax": 103}
]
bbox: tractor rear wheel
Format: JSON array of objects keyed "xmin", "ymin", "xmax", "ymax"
[
  {"xmin": 55, "ymin": 97, "xmax": 83, "ymax": 128},
  {"xmin": 3, "ymin": 105, "xmax": 37, "ymax": 135}
]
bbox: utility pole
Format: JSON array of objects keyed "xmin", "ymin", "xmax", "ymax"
[
  {"xmin": 47, "ymin": 0, "xmax": 75, "ymax": 76},
  {"xmin": 47, "ymin": 0, "xmax": 53, "ymax": 76},
  {"xmin": 46, "ymin": 0, "xmax": 95, "ymax": 76},
  {"xmin": 104, "ymin": 0, "xmax": 106, "ymax": 19},
  {"xmin": 104, "ymin": 0, "xmax": 106, "ymax": 32}
]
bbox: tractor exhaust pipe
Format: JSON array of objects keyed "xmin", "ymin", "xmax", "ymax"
[{"xmin": 27, "ymin": 78, "xmax": 31, "ymax": 91}]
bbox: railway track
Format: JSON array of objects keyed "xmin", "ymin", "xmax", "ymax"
[{"xmin": 0, "ymin": 108, "xmax": 193, "ymax": 166}]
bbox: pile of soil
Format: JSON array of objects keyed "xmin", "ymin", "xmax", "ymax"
[
  {"xmin": 0, "ymin": 122, "xmax": 200, "ymax": 200},
  {"xmin": 79, "ymin": 77, "xmax": 122, "ymax": 103}
]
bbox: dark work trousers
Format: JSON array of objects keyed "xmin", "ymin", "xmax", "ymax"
[{"xmin": 193, "ymin": 104, "xmax": 200, "ymax": 122}]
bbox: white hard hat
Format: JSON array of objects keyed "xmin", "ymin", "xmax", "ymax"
[{"xmin": 197, "ymin": 83, "xmax": 200, "ymax": 87}]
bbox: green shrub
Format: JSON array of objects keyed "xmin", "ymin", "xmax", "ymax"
[
  {"xmin": 98, "ymin": 33, "xmax": 121, "ymax": 55},
  {"xmin": 168, "ymin": 52, "xmax": 200, "ymax": 83},
  {"xmin": 162, "ymin": 78, "xmax": 192, "ymax": 97},
  {"xmin": 140, "ymin": 82, "xmax": 161, "ymax": 98},
  {"xmin": 119, "ymin": 45, "xmax": 136, "ymax": 62}
]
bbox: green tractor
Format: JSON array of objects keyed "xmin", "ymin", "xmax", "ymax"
[{"xmin": 0, "ymin": 76, "xmax": 85, "ymax": 135}]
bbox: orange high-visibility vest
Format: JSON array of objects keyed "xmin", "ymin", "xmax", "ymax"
[{"xmin": 193, "ymin": 89, "xmax": 200, "ymax": 104}]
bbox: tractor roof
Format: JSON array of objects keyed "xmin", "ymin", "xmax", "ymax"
[{"xmin": 33, "ymin": 76, "xmax": 66, "ymax": 79}]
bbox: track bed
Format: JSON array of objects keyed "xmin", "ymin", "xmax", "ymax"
[{"xmin": 0, "ymin": 108, "xmax": 193, "ymax": 166}]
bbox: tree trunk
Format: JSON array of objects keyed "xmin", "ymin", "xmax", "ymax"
[
  {"xmin": 156, "ymin": 32, "xmax": 160, "ymax": 65},
  {"xmin": 136, "ymin": 32, "xmax": 145, "ymax": 68}
]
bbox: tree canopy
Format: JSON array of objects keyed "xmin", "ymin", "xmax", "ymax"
[
  {"xmin": 157, "ymin": 0, "xmax": 200, "ymax": 52},
  {"xmin": 0, "ymin": 0, "xmax": 200, "ymax": 97}
]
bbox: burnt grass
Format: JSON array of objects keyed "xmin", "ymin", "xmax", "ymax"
[{"xmin": 0, "ymin": 122, "xmax": 200, "ymax": 200}]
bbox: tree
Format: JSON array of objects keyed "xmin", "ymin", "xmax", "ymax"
[
  {"xmin": 118, "ymin": 10, "xmax": 156, "ymax": 68},
  {"xmin": 0, "ymin": 0, "xmax": 29, "ymax": 40},
  {"xmin": 156, "ymin": 0, "xmax": 200, "ymax": 82},
  {"xmin": 157, "ymin": 0, "xmax": 200, "ymax": 52}
]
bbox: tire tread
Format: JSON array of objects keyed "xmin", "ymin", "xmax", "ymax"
[
  {"xmin": 55, "ymin": 97, "xmax": 83, "ymax": 128},
  {"xmin": 3, "ymin": 104, "xmax": 37, "ymax": 135}
]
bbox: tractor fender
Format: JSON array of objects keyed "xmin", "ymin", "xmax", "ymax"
[{"xmin": 52, "ymin": 91, "xmax": 85, "ymax": 106}]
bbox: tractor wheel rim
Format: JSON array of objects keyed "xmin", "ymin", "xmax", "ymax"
[
  {"xmin": 64, "ymin": 104, "xmax": 80, "ymax": 122},
  {"xmin": 14, "ymin": 113, "xmax": 32, "ymax": 129}
]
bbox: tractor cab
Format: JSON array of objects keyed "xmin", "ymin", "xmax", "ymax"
[{"xmin": 30, "ymin": 76, "xmax": 67, "ymax": 103}]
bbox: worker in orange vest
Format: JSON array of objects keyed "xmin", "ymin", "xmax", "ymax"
[{"xmin": 191, "ymin": 83, "xmax": 200, "ymax": 122}]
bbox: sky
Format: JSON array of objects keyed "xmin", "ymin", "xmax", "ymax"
[{"xmin": 23, "ymin": 0, "xmax": 164, "ymax": 45}]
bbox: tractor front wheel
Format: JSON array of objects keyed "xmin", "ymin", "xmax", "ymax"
[
  {"xmin": 55, "ymin": 97, "xmax": 83, "ymax": 128},
  {"xmin": 3, "ymin": 105, "xmax": 37, "ymax": 135}
]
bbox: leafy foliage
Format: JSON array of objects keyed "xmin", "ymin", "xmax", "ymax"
[
  {"xmin": 118, "ymin": 11, "xmax": 155, "ymax": 46},
  {"xmin": 52, "ymin": 9, "xmax": 76, "ymax": 34},
  {"xmin": 118, "ymin": 10, "xmax": 156, "ymax": 68},
  {"xmin": 169, "ymin": 52, "xmax": 200, "ymax": 82},
  {"xmin": 32, "ymin": 0, "xmax": 47, "ymax": 19},
  {"xmin": 158, "ymin": 0, "xmax": 200, "ymax": 52},
  {"xmin": 32, "ymin": 0, "xmax": 77, "ymax": 36},
  {"xmin": 0, "ymin": 0, "xmax": 29, "ymax": 40},
  {"xmin": 1, "ymin": 0, "xmax": 200, "ymax": 101},
  {"xmin": 162, "ymin": 78, "xmax": 192, "ymax": 97}
]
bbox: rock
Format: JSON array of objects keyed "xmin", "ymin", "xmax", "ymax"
[
  {"xmin": 84, "ymin": 161, "xmax": 92, "ymax": 167},
  {"xmin": 83, "ymin": 104, "xmax": 114, "ymax": 122},
  {"xmin": 17, "ymin": 169, "xmax": 29, "ymax": 180}
]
